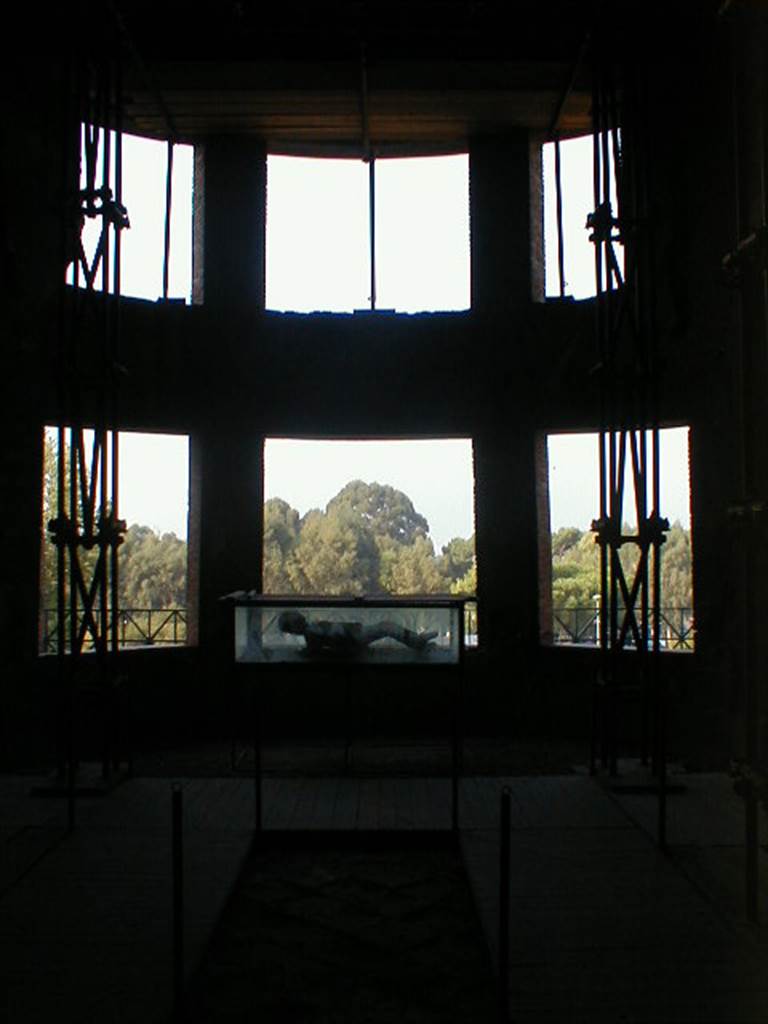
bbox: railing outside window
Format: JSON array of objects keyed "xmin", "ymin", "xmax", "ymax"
[
  {"xmin": 40, "ymin": 608, "xmax": 187, "ymax": 654},
  {"xmin": 41, "ymin": 603, "xmax": 479, "ymax": 654},
  {"xmin": 551, "ymin": 606, "xmax": 694, "ymax": 650},
  {"xmin": 41, "ymin": 604, "xmax": 692, "ymax": 654}
]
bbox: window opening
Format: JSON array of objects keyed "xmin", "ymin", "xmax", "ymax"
[
  {"xmin": 40, "ymin": 427, "xmax": 191, "ymax": 653},
  {"xmin": 67, "ymin": 127, "xmax": 193, "ymax": 303},
  {"xmin": 262, "ymin": 438, "xmax": 477, "ymax": 644},
  {"xmin": 542, "ymin": 134, "xmax": 624, "ymax": 300},
  {"xmin": 265, "ymin": 154, "xmax": 470, "ymax": 314},
  {"xmin": 540, "ymin": 428, "xmax": 693, "ymax": 650}
]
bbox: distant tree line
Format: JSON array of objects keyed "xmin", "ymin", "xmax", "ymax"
[
  {"xmin": 40, "ymin": 436, "xmax": 690, "ymax": 618},
  {"xmin": 263, "ymin": 480, "xmax": 476, "ymax": 597},
  {"xmin": 551, "ymin": 521, "xmax": 693, "ymax": 610}
]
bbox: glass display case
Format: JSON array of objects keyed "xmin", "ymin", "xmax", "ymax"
[{"xmin": 223, "ymin": 594, "xmax": 465, "ymax": 665}]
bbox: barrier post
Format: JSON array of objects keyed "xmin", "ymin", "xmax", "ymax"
[
  {"xmin": 253, "ymin": 684, "xmax": 262, "ymax": 833},
  {"xmin": 172, "ymin": 784, "xmax": 184, "ymax": 1019},
  {"xmin": 498, "ymin": 786, "xmax": 511, "ymax": 1022}
]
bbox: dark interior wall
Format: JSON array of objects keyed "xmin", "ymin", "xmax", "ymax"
[
  {"xmin": 1, "ymin": 62, "xmax": 68, "ymax": 672},
  {"xmin": 2, "ymin": 9, "xmax": 763, "ymax": 758}
]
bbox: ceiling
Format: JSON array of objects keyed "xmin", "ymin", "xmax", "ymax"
[{"xmin": 78, "ymin": 1, "xmax": 709, "ymax": 151}]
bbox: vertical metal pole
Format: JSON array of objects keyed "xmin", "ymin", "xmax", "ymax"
[
  {"xmin": 68, "ymin": 422, "xmax": 79, "ymax": 826},
  {"xmin": 651, "ymin": 427, "xmax": 667, "ymax": 848},
  {"xmin": 112, "ymin": 73, "xmax": 123, "ymax": 662},
  {"xmin": 360, "ymin": 42, "xmax": 376, "ymax": 310},
  {"xmin": 368, "ymin": 157, "xmax": 377, "ymax": 310},
  {"xmin": 451, "ymin": 605, "xmax": 464, "ymax": 832},
  {"xmin": 253, "ymin": 683, "xmax": 262, "ymax": 834},
  {"xmin": 172, "ymin": 784, "xmax": 184, "ymax": 1017},
  {"xmin": 554, "ymin": 138, "xmax": 566, "ymax": 299},
  {"xmin": 163, "ymin": 140, "xmax": 174, "ymax": 301},
  {"xmin": 745, "ymin": 512, "xmax": 759, "ymax": 920},
  {"xmin": 498, "ymin": 786, "xmax": 511, "ymax": 1022},
  {"xmin": 608, "ymin": 431, "xmax": 619, "ymax": 777}
]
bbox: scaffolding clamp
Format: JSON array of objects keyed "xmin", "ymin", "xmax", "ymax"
[
  {"xmin": 79, "ymin": 186, "xmax": 130, "ymax": 230},
  {"xmin": 638, "ymin": 512, "xmax": 670, "ymax": 547},
  {"xmin": 590, "ymin": 516, "xmax": 618, "ymax": 546},
  {"xmin": 586, "ymin": 201, "xmax": 622, "ymax": 245}
]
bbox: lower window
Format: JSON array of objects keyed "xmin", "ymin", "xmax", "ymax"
[
  {"xmin": 262, "ymin": 438, "xmax": 478, "ymax": 645},
  {"xmin": 40, "ymin": 427, "xmax": 191, "ymax": 653},
  {"xmin": 538, "ymin": 427, "xmax": 694, "ymax": 651}
]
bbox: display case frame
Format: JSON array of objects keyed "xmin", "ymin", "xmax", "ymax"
[
  {"xmin": 227, "ymin": 593, "xmax": 465, "ymax": 666},
  {"xmin": 221, "ymin": 593, "xmax": 467, "ymax": 830}
]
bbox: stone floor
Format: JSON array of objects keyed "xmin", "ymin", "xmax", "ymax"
[
  {"xmin": 1, "ymin": 744, "xmax": 767, "ymax": 1023},
  {"xmin": 182, "ymin": 832, "xmax": 499, "ymax": 1023}
]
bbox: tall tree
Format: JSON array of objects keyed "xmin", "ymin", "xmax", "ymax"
[
  {"xmin": 292, "ymin": 506, "xmax": 381, "ymax": 595},
  {"xmin": 327, "ymin": 480, "xmax": 429, "ymax": 545},
  {"xmin": 263, "ymin": 497, "xmax": 302, "ymax": 593},
  {"xmin": 439, "ymin": 535, "xmax": 475, "ymax": 585},
  {"xmin": 118, "ymin": 524, "xmax": 187, "ymax": 608},
  {"xmin": 450, "ymin": 560, "xmax": 477, "ymax": 597},
  {"xmin": 660, "ymin": 521, "xmax": 694, "ymax": 609},
  {"xmin": 379, "ymin": 535, "xmax": 449, "ymax": 594}
]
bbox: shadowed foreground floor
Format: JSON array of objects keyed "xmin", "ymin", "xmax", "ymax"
[
  {"xmin": 2, "ymin": 760, "xmax": 768, "ymax": 1023},
  {"xmin": 182, "ymin": 832, "xmax": 498, "ymax": 1023}
]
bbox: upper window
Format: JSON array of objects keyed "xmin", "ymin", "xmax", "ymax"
[
  {"xmin": 67, "ymin": 127, "xmax": 193, "ymax": 303},
  {"xmin": 266, "ymin": 154, "xmax": 470, "ymax": 314},
  {"xmin": 542, "ymin": 134, "xmax": 624, "ymax": 300}
]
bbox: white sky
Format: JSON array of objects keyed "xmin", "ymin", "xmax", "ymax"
[
  {"xmin": 118, "ymin": 432, "xmax": 189, "ymax": 539},
  {"xmin": 65, "ymin": 132, "xmax": 688, "ymax": 544},
  {"xmin": 548, "ymin": 428, "xmax": 691, "ymax": 531},
  {"xmin": 45, "ymin": 428, "xmax": 189, "ymax": 541},
  {"xmin": 75, "ymin": 130, "xmax": 194, "ymax": 302},
  {"xmin": 265, "ymin": 438, "xmax": 475, "ymax": 553},
  {"xmin": 542, "ymin": 134, "xmax": 621, "ymax": 300},
  {"xmin": 266, "ymin": 153, "xmax": 470, "ymax": 313}
]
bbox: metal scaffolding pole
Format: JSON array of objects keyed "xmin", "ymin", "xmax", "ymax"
[
  {"xmin": 588, "ymin": 35, "xmax": 669, "ymax": 844},
  {"xmin": 52, "ymin": 23, "xmax": 129, "ymax": 814}
]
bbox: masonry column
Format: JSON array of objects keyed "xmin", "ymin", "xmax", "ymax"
[
  {"xmin": 195, "ymin": 425, "xmax": 263, "ymax": 657},
  {"xmin": 474, "ymin": 427, "xmax": 541, "ymax": 664},
  {"xmin": 192, "ymin": 135, "xmax": 267, "ymax": 655},
  {"xmin": 470, "ymin": 132, "xmax": 541, "ymax": 311},
  {"xmin": 193, "ymin": 136, "xmax": 267, "ymax": 308}
]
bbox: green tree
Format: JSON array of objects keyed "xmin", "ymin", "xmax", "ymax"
[
  {"xmin": 40, "ymin": 433, "xmax": 62, "ymax": 610},
  {"xmin": 379, "ymin": 534, "xmax": 449, "ymax": 594},
  {"xmin": 450, "ymin": 560, "xmax": 477, "ymax": 597},
  {"xmin": 549, "ymin": 521, "xmax": 694, "ymax": 613},
  {"xmin": 263, "ymin": 497, "xmax": 302, "ymax": 592},
  {"xmin": 327, "ymin": 481, "xmax": 429, "ymax": 545},
  {"xmin": 439, "ymin": 535, "xmax": 475, "ymax": 585},
  {"xmin": 660, "ymin": 520, "xmax": 693, "ymax": 609},
  {"xmin": 551, "ymin": 529, "xmax": 600, "ymax": 609},
  {"xmin": 292, "ymin": 506, "xmax": 381, "ymax": 595},
  {"xmin": 39, "ymin": 430, "xmax": 100, "ymax": 611},
  {"xmin": 118, "ymin": 524, "xmax": 187, "ymax": 608},
  {"xmin": 551, "ymin": 526, "xmax": 582, "ymax": 559},
  {"xmin": 261, "ymin": 481, "xmax": 477, "ymax": 600}
]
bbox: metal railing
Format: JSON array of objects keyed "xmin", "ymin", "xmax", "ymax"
[
  {"xmin": 551, "ymin": 606, "xmax": 695, "ymax": 650},
  {"xmin": 40, "ymin": 608, "xmax": 187, "ymax": 654},
  {"xmin": 40, "ymin": 603, "xmax": 692, "ymax": 654},
  {"xmin": 42, "ymin": 603, "xmax": 478, "ymax": 654}
]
